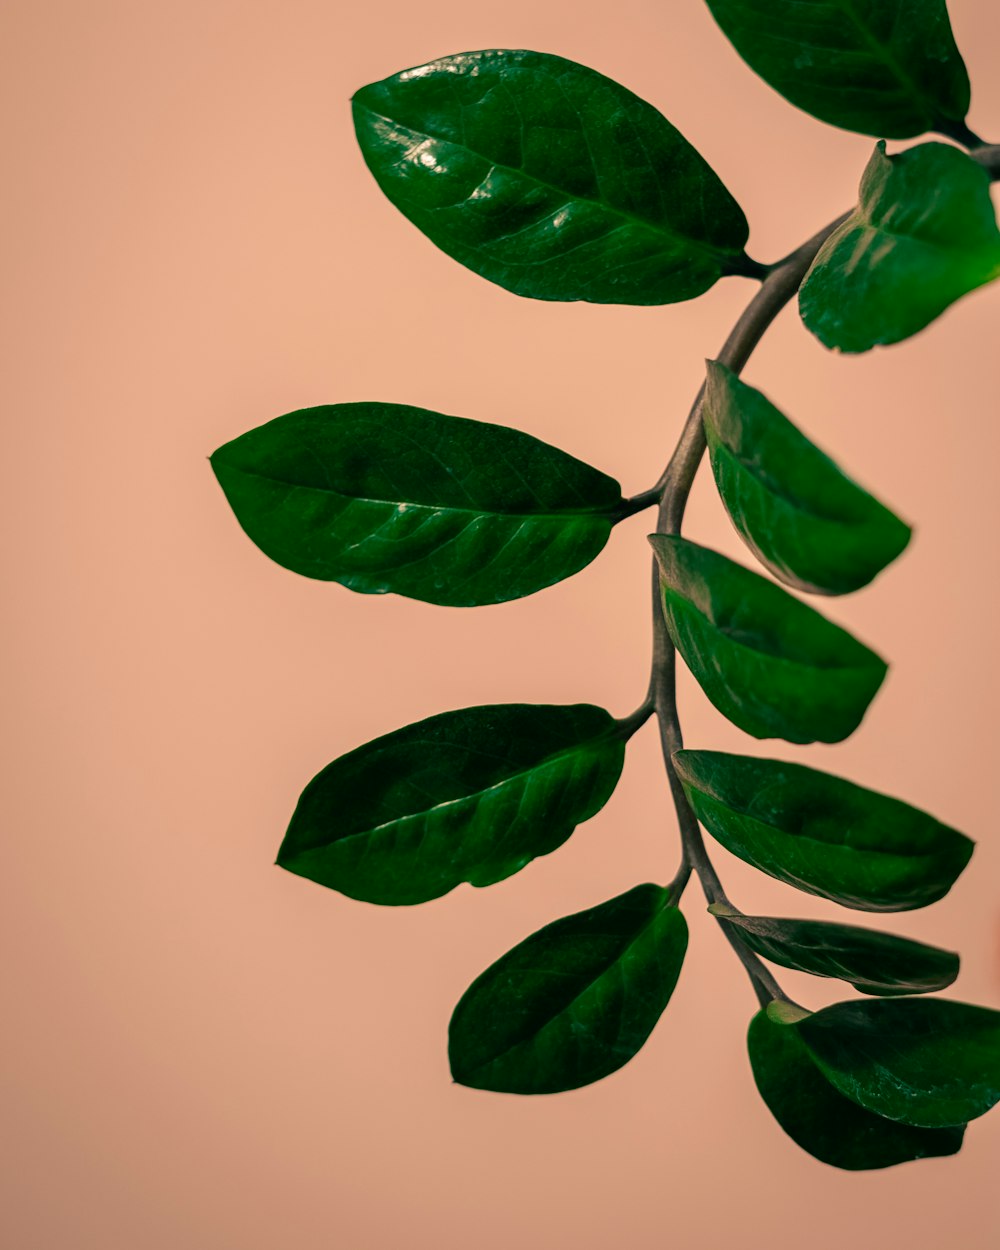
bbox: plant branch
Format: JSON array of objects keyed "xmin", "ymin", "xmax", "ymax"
[
  {"xmin": 647, "ymin": 213, "xmax": 849, "ymax": 1006},
  {"xmin": 617, "ymin": 697, "xmax": 655, "ymax": 739},
  {"xmin": 939, "ymin": 117, "xmax": 987, "ymax": 149},
  {"xmin": 971, "ymin": 144, "xmax": 1000, "ymax": 177},
  {"xmin": 665, "ymin": 854, "xmax": 692, "ymax": 903},
  {"xmin": 615, "ymin": 487, "xmax": 661, "ymax": 519}
]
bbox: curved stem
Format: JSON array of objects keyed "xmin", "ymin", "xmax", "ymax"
[
  {"xmin": 719, "ymin": 923, "xmax": 787, "ymax": 1008},
  {"xmin": 615, "ymin": 486, "xmax": 662, "ymax": 520},
  {"xmin": 647, "ymin": 212, "xmax": 847, "ymax": 1006},
  {"xmin": 665, "ymin": 853, "xmax": 692, "ymax": 904},
  {"xmin": 938, "ymin": 117, "xmax": 987, "ymax": 150},
  {"xmin": 653, "ymin": 212, "xmax": 851, "ymax": 515},
  {"xmin": 972, "ymin": 144, "xmax": 1000, "ymax": 177},
  {"xmin": 617, "ymin": 696, "xmax": 655, "ymax": 739},
  {"xmin": 728, "ymin": 252, "xmax": 771, "ymax": 282}
]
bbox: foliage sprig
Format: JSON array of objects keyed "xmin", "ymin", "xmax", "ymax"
[{"xmin": 211, "ymin": 0, "xmax": 1000, "ymax": 1170}]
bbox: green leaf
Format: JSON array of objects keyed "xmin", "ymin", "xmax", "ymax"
[
  {"xmin": 704, "ymin": 0, "xmax": 971, "ymax": 139},
  {"xmin": 449, "ymin": 885, "xmax": 687, "ymax": 1093},
  {"xmin": 211, "ymin": 402, "xmax": 624, "ymax": 606},
  {"xmin": 675, "ymin": 750, "xmax": 973, "ymax": 911},
  {"xmin": 352, "ymin": 49, "xmax": 753, "ymax": 305},
  {"xmin": 748, "ymin": 1007, "xmax": 965, "ymax": 1170},
  {"xmin": 702, "ymin": 362, "xmax": 911, "ymax": 595},
  {"xmin": 788, "ymin": 998, "xmax": 1000, "ymax": 1128},
  {"xmin": 277, "ymin": 704, "xmax": 626, "ymax": 905},
  {"xmin": 800, "ymin": 142, "xmax": 1000, "ymax": 353},
  {"xmin": 649, "ymin": 536, "xmax": 886, "ymax": 743},
  {"xmin": 711, "ymin": 906, "xmax": 959, "ymax": 995}
]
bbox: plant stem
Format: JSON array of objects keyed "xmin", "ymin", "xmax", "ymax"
[
  {"xmin": 972, "ymin": 144, "xmax": 1000, "ymax": 176},
  {"xmin": 938, "ymin": 117, "xmax": 987, "ymax": 149},
  {"xmin": 665, "ymin": 854, "xmax": 692, "ymax": 903},
  {"xmin": 616, "ymin": 487, "xmax": 661, "ymax": 519},
  {"xmin": 617, "ymin": 697, "xmax": 655, "ymax": 739},
  {"xmin": 647, "ymin": 212, "xmax": 848, "ymax": 1006}
]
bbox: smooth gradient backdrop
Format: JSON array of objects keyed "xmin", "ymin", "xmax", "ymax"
[{"xmin": 4, "ymin": 2, "xmax": 999, "ymax": 1247}]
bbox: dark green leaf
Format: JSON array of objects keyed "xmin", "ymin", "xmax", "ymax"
[
  {"xmin": 649, "ymin": 536, "xmax": 886, "ymax": 743},
  {"xmin": 793, "ymin": 998, "xmax": 1000, "ymax": 1127},
  {"xmin": 748, "ymin": 1004, "xmax": 965, "ymax": 1170},
  {"xmin": 711, "ymin": 906, "xmax": 959, "ymax": 995},
  {"xmin": 277, "ymin": 704, "xmax": 625, "ymax": 905},
  {"xmin": 449, "ymin": 885, "xmax": 687, "ymax": 1093},
  {"xmin": 211, "ymin": 402, "xmax": 624, "ymax": 606},
  {"xmin": 704, "ymin": 0, "xmax": 970, "ymax": 139},
  {"xmin": 352, "ymin": 49, "xmax": 753, "ymax": 305},
  {"xmin": 675, "ymin": 750, "xmax": 973, "ymax": 911},
  {"xmin": 702, "ymin": 362, "xmax": 911, "ymax": 595},
  {"xmin": 800, "ymin": 143, "xmax": 1000, "ymax": 353}
]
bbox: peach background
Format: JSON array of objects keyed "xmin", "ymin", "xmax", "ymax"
[{"xmin": 4, "ymin": 1, "xmax": 999, "ymax": 1246}]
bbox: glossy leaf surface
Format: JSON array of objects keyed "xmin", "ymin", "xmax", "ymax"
[
  {"xmin": 702, "ymin": 362, "xmax": 911, "ymax": 595},
  {"xmin": 211, "ymin": 402, "xmax": 624, "ymax": 606},
  {"xmin": 675, "ymin": 751, "xmax": 973, "ymax": 911},
  {"xmin": 353, "ymin": 49, "xmax": 752, "ymax": 304},
  {"xmin": 793, "ymin": 998, "xmax": 1000, "ymax": 1128},
  {"xmin": 650, "ymin": 536, "xmax": 886, "ymax": 743},
  {"xmin": 278, "ymin": 705, "xmax": 625, "ymax": 905},
  {"xmin": 712, "ymin": 906, "xmax": 959, "ymax": 996},
  {"xmin": 748, "ymin": 1006, "xmax": 965, "ymax": 1170},
  {"xmin": 704, "ymin": 0, "xmax": 970, "ymax": 138},
  {"xmin": 801, "ymin": 143, "xmax": 1000, "ymax": 353},
  {"xmin": 450, "ymin": 885, "xmax": 687, "ymax": 1093}
]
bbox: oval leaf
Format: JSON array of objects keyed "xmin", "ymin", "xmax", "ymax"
[
  {"xmin": 748, "ymin": 1006, "xmax": 965, "ymax": 1170},
  {"xmin": 702, "ymin": 362, "xmax": 911, "ymax": 595},
  {"xmin": 649, "ymin": 536, "xmax": 886, "ymax": 743},
  {"xmin": 712, "ymin": 906, "xmax": 959, "ymax": 996},
  {"xmin": 789, "ymin": 998, "xmax": 1000, "ymax": 1128},
  {"xmin": 800, "ymin": 142, "xmax": 1000, "ymax": 353},
  {"xmin": 352, "ymin": 49, "xmax": 753, "ymax": 305},
  {"xmin": 704, "ymin": 0, "xmax": 971, "ymax": 139},
  {"xmin": 675, "ymin": 750, "xmax": 973, "ymax": 911},
  {"xmin": 277, "ymin": 704, "xmax": 626, "ymax": 904},
  {"xmin": 211, "ymin": 402, "xmax": 624, "ymax": 606},
  {"xmin": 449, "ymin": 885, "xmax": 687, "ymax": 1093}
]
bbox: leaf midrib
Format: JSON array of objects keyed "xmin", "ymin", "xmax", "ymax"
[
  {"xmin": 460, "ymin": 907, "xmax": 670, "ymax": 1080},
  {"xmin": 663, "ymin": 583, "xmax": 878, "ymax": 673},
  {"xmin": 725, "ymin": 921, "xmax": 953, "ymax": 981},
  {"xmin": 690, "ymin": 786, "xmax": 955, "ymax": 866},
  {"xmin": 217, "ymin": 459, "xmax": 620, "ymax": 522},
  {"xmin": 802, "ymin": 1039, "xmax": 982, "ymax": 1125},
  {"xmin": 355, "ymin": 100, "xmax": 743, "ymax": 270},
  {"xmin": 712, "ymin": 439, "xmax": 882, "ymax": 528},
  {"xmin": 832, "ymin": 0, "xmax": 949, "ymax": 127},
  {"xmin": 289, "ymin": 732, "xmax": 618, "ymax": 857},
  {"xmin": 726, "ymin": 917, "xmax": 947, "ymax": 961}
]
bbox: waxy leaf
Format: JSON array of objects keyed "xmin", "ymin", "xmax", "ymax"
[
  {"xmin": 353, "ymin": 49, "xmax": 753, "ymax": 305},
  {"xmin": 449, "ymin": 885, "xmax": 687, "ymax": 1093},
  {"xmin": 801, "ymin": 143, "xmax": 1000, "ymax": 353},
  {"xmin": 702, "ymin": 362, "xmax": 911, "ymax": 595},
  {"xmin": 649, "ymin": 536, "xmax": 886, "ymax": 743},
  {"xmin": 211, "ymin": 402, "xmax": 624, "ymax": 606},
  {"xmin": 748, "ymin": 1005, "xmax": 965, "ymax": 1170},
  {"xmin": 675, "ymin": 751, "xmax": 973, "ymax": 911},
  {"xmin": 704, "ymin": 0, "xmax": 971, "ymax": 139},
  {"xmin": 277, "ymin": 704, "xmax": 625, "ymax": 904},
  {"xmin": 712, "ymin": 906, "xmax": 959, "ymax": 996},
  {"xmin": 791, "ymin": 998, "xmax": 1000, "ymax": 1128}
]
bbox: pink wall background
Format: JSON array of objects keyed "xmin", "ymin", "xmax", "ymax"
[{"xmin": 4, "ymin": 1, "xmax": 999, "ymax": 1246}]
